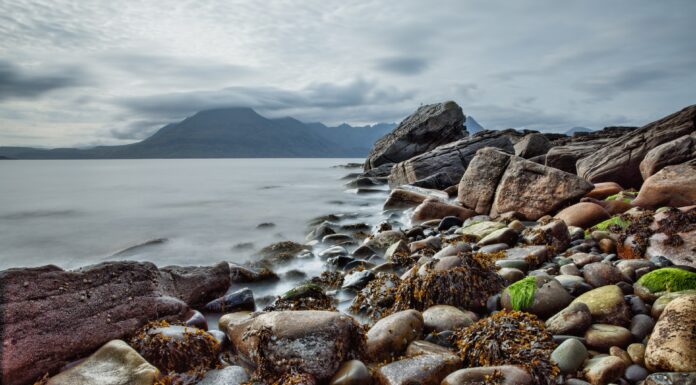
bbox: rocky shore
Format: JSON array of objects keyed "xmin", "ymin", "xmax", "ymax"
[{"xmin": 2, "ymin": 101, "xmax": 696, "ymax": 385}]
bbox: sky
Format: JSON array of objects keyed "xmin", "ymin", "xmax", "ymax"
[{"xmin": 0, "ymin": 0, "xmax": 695, "ymax": 147}]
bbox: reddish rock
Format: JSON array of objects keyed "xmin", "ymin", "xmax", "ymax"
[
  {"xmin": 554, "ymin": 202, "xmax": 611, "ymax": 228},
  {"xmin": 585, "ymin": 182, "xmax": 623, "ymax": 200},
  {"xmin": 632, "ymin": 160, "xmax": 696, "ymax": 209},
  {"xmin": 412, "ymin": 198, "xmax": 475, "ymax": 222}
]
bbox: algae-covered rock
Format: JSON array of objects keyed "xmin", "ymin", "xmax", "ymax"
[
  {"xmin": 636, "ymin": 267, "xmax": 696, "ymax": 295},
  {"xmin": 501, "ymin": 276, "xmax": 573, "ymax": 319}
]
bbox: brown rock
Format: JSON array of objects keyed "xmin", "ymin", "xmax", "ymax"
[
  {"xmin": 554, "ymin": 202, "xmax": 611, "ymax": 228},
  {"xmin": 372, "ymin": 353, "xmax": 461, "ymax": 385},
  {"xmin": 640, "ymin": 132, "xmax": 696, "ymax": 179},
  {"xmin": 545, "ymin": 139, "xmax": 609, "ymax": 174},
  {"xmin": 514, "ymin": 133, "xmax": 552, "ymax": 159},
  {"xmin": 441, "ymin": 366, "xmax": 533, "ymax": 385},
  {"xmin": 585, "ymin": 324, "xmax": 633, "ymax": 350},
  {"xmin": 585, "ymin": 182, "xmax": 624, "ymax": 200},
  {"xmin": 632, "ymin": 160, "xmax": 696, "ymax": 209},
  {"xmin": 457, "ymin": 147, "xmax": 512, "ymax": 214},
  {"xmin": 366, "ymin": 310, "xmax": 423, "ymax": 362},
  {"xmin": 583, "ymin": 355, "xmax": 627, "ymax": 385},
  {"xmin": 582, "ymin": 262, "xmax": 624, "ymax": 287},
  {"xmin": 412, "ymin": 198, "xmax": 475, "ymax": 222},
  {"xmin": 545, "ymin": 302, "xmax": 593, "ymax": 335},
  {"xmin": 645, "ymin": 294, "xmax": 696, "ymax": 372},
  {"xmin": 577, "ymin": 104, "xmax": 696, "ymax": 188}
]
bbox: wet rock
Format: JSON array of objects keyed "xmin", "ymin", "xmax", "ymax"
[
  {"xmin": 610, "ymin": 346, "xmax": 633, "ymax": 366},
  {"xmin": 551, "ymin": 338, "xmax": 588, "ymax": 374},
  {"xmin": 205, "ymin": 287, "xmax": 255, "ymax": 312},
  {"xmin": 225, "ymin": 311, "xmax": 365, "ymax": 382},
  {"xmin": 422, "ymin": 305, "xmax": 474, "ymax": 333},
  {"xmin": 555, "ymin": 202, "xmax": 611, "ymax": 228},
  {"xmin": 258, "ymin": 241, "xmax": 308, "ymax": 264},
  {"xmin": 632, "ymin": 161, "xmax": 696, "ymax": 208},
  {"xmin": 586, "ymin": 182, "xmax": 624, "ymax": 200},
  {"xmin": 365, "ymin": 101, "xmax": 466, "ymax": 171},
  {"xmin": 438, "ymin": 216, "xmax": 463, "ymax": 231},
  {"xmin": 644, "ymin": 372, "xmax": 696, "ymax": 385},
  {"xmin": 390, "ymin": 130, "xmax": 513, "ymax": 187},
  {"xmin": 571, "ymin": 285, "xmax": 631, "ymax": 325},
  {"xmin": 158, "ymin": 262, "xmax": 231, "ymax": 307},
  {"xmin": 545, "ymin": 302, "xmax": 593, "ymax": 335},
  {"xmin": 583, "ymin": 355, "xmax": 627, "ymax": 385},
  {"xmin": 514, "ymin": 133, "xmax": 552, "ymax": 158},
  {"xmin": 197, "ymin": 366, "xmax": 249, "ymax": 385},
  {"xmin": 383, "ymin": 188, "xmax": 430, "ymax": 210},
  {"xmin": 363, "ymin": 230, "xmax": 407, "ymax": 253},
  {"xmin": 585, "ymin": 324, "xmax": 633, "ymax": 350},
  {"xmin": 44, "ymin": 340, "xmax": 158, "ymax": 385},
  {"xmin": 504, "ymin": 245, "xmax": 550, "ymax": 268},
  {"xmin": 329, "ymin": 360, "xmax": 372, "ymax": 385},
  {"xmin": 323, "ymin": 233, "xmax": 355, "ymax": 245},
  {"xmin": 645, "ymin": 294, "xmax": 696, "ymax": 372},
  {"xmin": 0, "ymin": 262, "xmax": 192, "ymax": 385},
  {"xmin": 583, "ymin": 262, "xmax": 624, "ymax": 287},
  {"xmin": 498, "ymin": 267, "xmax": 525, "ymax": 283},
  {"xmin": 522, "ymin": 219, "xmax": 571, "ymax": 255},
  {"xmin": 650, "ymin": 290, "xmax": 696, "ymax": 319},
  {"xmin": 457, "ymin": 147, "xmax": 513, "ymax": 215},
  {"xmin": 577, "ymin": 104, "xmax": 696, "ymax": 188},
  {"xmin": 625, "ymin": 364, "xmax": 649, "ymax": 383},
  {"xmin": 560, "ymin": 263, "xmax": 581, "ymax": 276},
  {"xmin": 478, "ymin": 227, "xmax": 517, "ymax": 246},
  {"xmin": 639, "ymin": 131, "xmax": 696, "ymax": 179},
  {"xmin": 319, "ymin": 245, "xmax": 349, "ymax": 259},
  {"xmin": 366, "ymin": 309, "xmax": 423, "ymax": 362},
  {"xmin": 373, "ymin": 352, "xmax": 461, "ymax": 385},
  {"xmin": 441, "ymin": 366, "xmax": 533, "ymax": 385},
  {"xmin": 229, "ymin": 263, "xmax": 279, "ymax": 283},
  {"xmin": 342, "ymin": 270, "xmax": 375, "ymax": 291},
  {"xmin": 184, "ymin": 309, "xmax": 208, "ymax": 330},
  {"xmin": 627, "ymin": 343, "xmax": 646, "ymax": 366},
  {"xmin": 630, "ymin": 314, "xmax": 655, "ymax": 342},
  {"xmin": 501, "ymin": 276, "xmax": 573, "ymax": 319},
  {"xmin": 412, "ymin": 198, "xmax": 475, "ymax": 222}
]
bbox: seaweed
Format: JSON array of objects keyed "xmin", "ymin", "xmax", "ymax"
[
  {"xmin": 264, "ymin": 283, "xmax": 336, "ymax": 311},
  {"xmin": 506, "ymin": 276, "xmax": 536, "ymax": 311},
  {"xmin": 637, "ymin": 267, "xmax": 696, "ymax": 294},
  {"xmin": 350, "ymin": 272, "xmax": 401, "ymax": 320},
  {"xmin": 455, "ymin": 310, "xmax": 559, "ymax": 385},
  {"xmin": 308, "ymin": 271, "xmax": 344, "ymax": 289}
]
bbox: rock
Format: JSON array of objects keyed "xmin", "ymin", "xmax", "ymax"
[
  {"xmin": 630, "ymin": 314, "xmax": 655, "ymax": 342},
  {"xmin": 410, "ymin": 172, "xmax": 456, "ymax": 190},
  {"xmin": 577, "ymin": 104, "xmax": 696, "ymax": 188},
  {"xmin": 514, "ymin": 133, "xmax": 552, "ymax": 158},
  {"xmin": 388, "ymin": 130, "xmax": 513, "ymax": 188},
  {"xmin": 384, "ymin": 240, "xmax": 410, "ymax": 263},
  {"xmin": 478, "ymin": 228, "xmax": 517, "ymax": 246},
  {"xmin": 0, "ymin": 262, "xmax": 200, "ymax": 385},
  {"xmin": 609, "ymin": 346, "xmax": 633, "ymax": 366},
  {"xmin": 554, "ymin": 202, "xmax": 611, "ymax": 228},
  {"xmin": 130, "ymin": 324, "xmax": 220, "ymax": 373},
  {"xmin": 585, "ymin": 324, "xmax": 633, "ymax": 350},
  {"xmin": 457, "ymin": 147, "xmax": 513, "ymax": 214},
  {"xmin": 441, "ymin": 366, "xmax": 533, "ymax": 385},
  {"xmin": 372, "ymin": 353, "xmax": 461, "ymax": 385},
  {"xmin": 545, "ymin": 140, "xmax": 609, "ymax": 174},
  {"xmin": 571, "ymin": 285, "xmax": 631, "ymax": 326},
  {"xmin": 522, "ymin": 219, "xmax": 571, "ymax": 255},
  {"xmin": 586, "ymin": 182, "xmax": 624, "ymax": 200},
  {"xmin": 319, "ymin": 245, "xmax": 349, "ymax": 259},
  {"xmin": 624, "ymin": 364, "xmax": 649, "ymax": 383},
  {"xmin": 44, "ymin": 340, "xmax": 158, "ymax": 385},
  {"xmin": 492, "ymin": 156, "xmax": 594, "ymax": 220},
  {"xmin": 498, "ymin": 267, "xmax": 526, "ymax": 283},
  {"xmin": 197, "ymin": 366, "xmax": 249, "ymax": 385},
  {"xmin": 501, "ymin": 276, "xmax": 574, "ymax": 319},
  {"xmin": 422, "ymin": 305, "xmax": 474, "ymax": 333},
  {"xmin": 365, "ymin": 101, "xmax": 466, "ymax": 170},
  {"xmin": 218, "ymin": 311, "xmax": 253, "ymax": 331},
  {"xmin": 645, "ymin": 230, "xmax": 696, "ymax": 269},
  {"xmin": 404, "ymin": 339, "xmax": 455, "ymax": 357},
  {"xmin": 551, "ymin": 338, "xmax": 588, "ymax": 374},
  {"xmin": 632, "ymin": 161, "xmax": 696, "ymax": 208},
  {"xmin": 504, "ymin": 245, "xmax": 550, "ymax": 268},
  {"xmin": 650, "ymin": 290, "xmax": 696, "ymax": 319},
  {"xmin": 225, "ymin": 311, "xmax": 364, "ymax": 381},
  {"xmin": 438, "ymin": 216, "xmax": 463, "ymax": 231},
  {"xmin": 204, "ymin": 287, "xmax": 255, "ymax": 312},
  {"xmin": 158, "ymin": 262, "xmax": 231, "ymax": 307},
  {"xmin": 342, "ymin": 270, "xmax": 375, "ymax": 291},
  {"xmin": 366, "ymin": 310, "xmax": 423, "ymax": 362},
  {"xmin": 229, "ymin": 263, "xmax": 278, "ymax": 283},
  {"xmin": 560, "ymin": 263, "xmax": 581, "ymax": 276},
  {"xmin": 383, "ymin": 188, "xmax": 430, "ymax": 210},
  {"xmin": 364, "ymin": 230, "xmax": 407, "ymax": 253},
  {"xmin": 457, "ymin": 220, "xmax": 506, "ymax": 239},
  {"xmin": 412, "ymin": 199, "xmax": 475, "ymax": 222},
  {"xmin": 583, "ymin": 355, "xmax": 627, "ymax": 385},
  {"xmin": 258, "ymin": 241, "xmax": 308, "ymax": 264},
  {"xmin": 583, "ymin": 262, "xmax": 624, "ymax": 287},
  {"xmin": 640, "ymin": 132, "xmax": 696, "ymax": 179},
  {"xmin": 329, "ymin": 360, "xmax": 372, "ymax": 385},
  {"xmin": 644, "ymin": 372, "xmax": 696, "ymax": 385},
  {"xmin": 545, "ymin": 302, "xmax": 593, "ymax": 335},
  {"xmin": 645, "ymin": 294, "xmax": 696, "ymax": 372},
  {"xmin": 408, "ymin": 236, "xmax": 441, "ymax": 252},
  {"xmin": 627, "ymin": 343, "xmax": 646, "ymax": 366}
]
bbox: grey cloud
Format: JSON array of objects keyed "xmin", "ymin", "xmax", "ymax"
[
  {"xmin": 108, "ymin": 120, "xmax": 168, "ymax": 140},
  {"xmin": 576, "ymin": 66, "xmax": 687, "ymax": 100},
  {"xmin": 375, "ymin": 57, "xmax": 429, "ymax": 75},
  {"xmin": 0, "ymin": 60, "xmax": 88, "ymax": 100}
]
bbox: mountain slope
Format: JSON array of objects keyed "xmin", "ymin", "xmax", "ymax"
[{"xmin": 465, "ymin": 116, "xmax": 485, "ymax": 134}]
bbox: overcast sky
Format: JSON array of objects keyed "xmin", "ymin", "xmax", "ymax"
[{"xmin": 1, "ymin": 0, "xmax": 695, "ymax": 147}]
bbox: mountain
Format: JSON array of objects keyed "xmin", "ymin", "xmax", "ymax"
[
  {"xmin": 0, "ymin": 108, "xmax": 395, "ymax": 159},
  {"xmin": 465, "ymin": 116, "xmax": 484, "ymax": 134},
  {"xmin": 564, "ymin": 126, "xmax": 594, "ymax": 136}
]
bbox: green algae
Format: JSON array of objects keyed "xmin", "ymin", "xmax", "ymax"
[
  {"xmin": 506, "ymin": 276, "xmax": 536, "ymax": 310},
  {"xmin": 637, "ymin": 268, "xmax": 696, "ymax": 294},
  {"xmin": 593, "ymin": 216, "xmax": 632, "ymax": 232}
]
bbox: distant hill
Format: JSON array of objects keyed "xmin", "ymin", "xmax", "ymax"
[
  {"xmin": 0, "ymin": 108, "xmax": 396, "ymax": 159},
  {"xmin": 564, "ymin": 126, "xmax": 594, "ymax": 136},
  {"xmin": 465, "ymin": 116, "xmax": 484, "ymax": 134}
]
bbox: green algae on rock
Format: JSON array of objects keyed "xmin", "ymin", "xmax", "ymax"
[
  {"xmin": 637, "ymin": 267, "xmax": 696, "ymax": 293},
  {"xmin": 506, "ymin": 276, "xmax": 537, "ymax": 311}
]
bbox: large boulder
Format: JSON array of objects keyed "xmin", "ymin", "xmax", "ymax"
[
  {"xmin": 44, "ymin": 340, "xmax": 158, "ymax": 385},
  {"xmin": 388, "ymin": 130, "xmax": 513, "ymax": 187},
  {"xmin": 514, "ymin": 133, "xmax": 552, "ymax": 159},
  {"xmin": 640, "ymin": 132, "xmax": 696, "ymax": 179},
  {"xmin": 645, "ymin": 294, "xmax": 696, "ymax": 372},
  {"xmin": 457, "ymin": 147, "xmax": 512, "ymax": 215},
  {"xmin": 492, "ymin": 156, "xmax": 593, "ymax": 219},
  {"xmin": 577, "ymin": 104, "xmax": 696, "ymax": 188},
  {"xmin": 545, "ymin": 139, "xmax": 609, "ymax": 174},
  {"xmin": 224, "ymin": 311, "xmax": 364, "ymax": 381},
  {"xmin": 365, "ymin": 101, "xmax": 466, "ymax": 171},
  {"xmin": 631, "ymin": 160, "xmax": 696, "ymax": 209},
  {"xmin": 0, "ymin": 261, "xmax": 227, "ymax": 385}
]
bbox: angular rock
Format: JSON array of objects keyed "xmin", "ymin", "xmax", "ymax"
[
  {"xmin": 545, "ymin": 139, "xmax": 609, "ymax": 174},
  {"xmin": 412, "ymin": 199, "xmax": 475, "ymax": 222},
  {"xmin": 158, "ymin": 262, "xmax": 231, "ymax": 307},
  {"xmin": 389, "ymin": 130, "xmax": 513, "ymax": 187},
  {"xmin": 632, "ymin": 160, "xmax": 696, "ymax": 209},
  {"xmin": 514, "ymin": 133, "xmax": 552, "ymax": 159},
  {"xmin": 457, "ymin": 147, "xmax": 512, "ymax": 214},
  {"xmin": 640, "ymin": 132, "xmax": 696, "ymax": 179},
  {"xmin": 583, "ymin": 355, "xmax": 627, "ymax": 385},
  {"xmin": 44, "ymin": 340, "xmax": 158, "ymax": 385},
  {"xmin": 577, "ymin": 104, "xmax": 696, "ymax": 188},
  {"xmin": 365, "ymin": 101, "xmax": 466, "ymax": 170},
  {"xmin": 545, "ymin": 302, "xmax": 593, "ymax": 335},
  {"xmin": 645, "ymin": 294, "xmax": 696, "ymax": 372}
]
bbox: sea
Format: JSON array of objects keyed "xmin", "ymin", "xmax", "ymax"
[{"xmin": 0, "ymin": 159, "xmax": 391, "ymax": 278}]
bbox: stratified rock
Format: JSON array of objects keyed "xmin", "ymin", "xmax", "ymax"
[
  {"xmin": 645, "ymin": 294, "xmax": 696, "ymax": 372},
  {"xmin": 224, "ymin": 311, "xmax": 365, "ymax": 382},
  {"xmin": 545, "ymin": 140, "xmax": 609, "ymax": 174},
  {"xmin": 365, "ymin": 101, "xmax": 466, "ymax": 170},
  {"xmin": 44, "ymin": 340, "xmax": 158, "ymax": 385},
  {"xmin": 366, "ymin": 309, "xmax": 423, "ymax": 362},
  {"xmin": 0, "ymin": 262, "xmax": 201, "ymax": 385},
  {"xmin": 514, "ymin": 133, "xmax": 552, "ymax": 159},
  {"xmin": 388, "ymin": 130, "xmax": 513, "ymax": 187},
  {"xmin": 457, "ymin": 147, "xmax": 512, "ymax": 214},
  {"xmin": 383, "ymin": 187, "xmax": 447, "ymax": 210},
  {"xmin": 442, "ymin": 366, "xmax": 533, "ymax": 385},
  {"xmin": 640, "ymin": 132, "xmax": 696, "ymax": 179},
  {"xmin": 373, "ymin": 352, "xmax": 461, "ymax": 385},
  {"xmin": 577, "ymin": 104, "xmax": 696, "ymax": 188},
  {"xmin": 412, "ymin": 199, "xmax": 475, "ymax": 222},
  {"xmin": 632, "ymin": 160, "xmax": 696, "ymax": 208}
]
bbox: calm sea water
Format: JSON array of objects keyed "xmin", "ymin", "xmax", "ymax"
[{"xmin": 0, "ymin": 159, "xmax": 388, "ymax": 272}]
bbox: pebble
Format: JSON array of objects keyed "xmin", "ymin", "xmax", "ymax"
[{"xmin": 551, "ymin": 338, "xmax": 588, "ymax": 374}]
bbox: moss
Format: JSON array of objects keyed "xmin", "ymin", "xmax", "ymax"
[
  {"xmin": 637, "ymin": 268, "xmax": 696, "ymax": 294},
  {"xmin": 506, "ymin": 276, "xmax": 536, "ymax": 310},
  {"xmin": 593, "ymin": 216, "xmax": 632, "ymax": 232}
]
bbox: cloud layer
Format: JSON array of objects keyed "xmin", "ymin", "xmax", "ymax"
[{"xmin": 0, "ymin": 0, "xmax": 695, "ymax": 147}]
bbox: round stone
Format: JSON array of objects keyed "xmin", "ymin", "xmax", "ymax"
[
  {"xmin": 551, "ymin": 338, "xmax": 588, "ymax": 374},
  {"xmin": 585, "ymin": 324, "xmax": 633, "ymax": 350}
]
